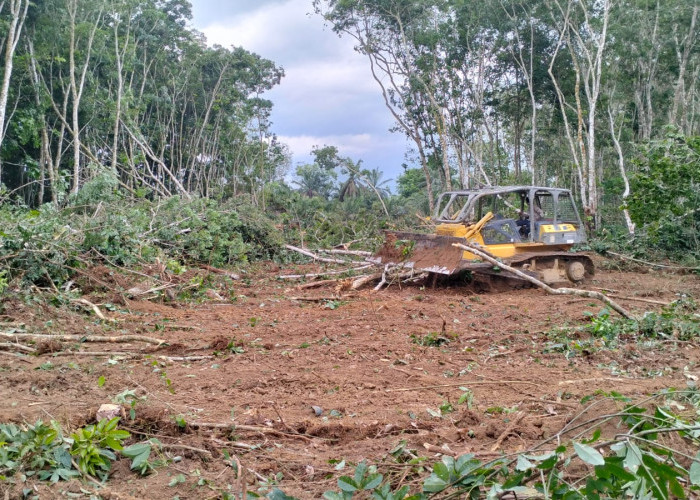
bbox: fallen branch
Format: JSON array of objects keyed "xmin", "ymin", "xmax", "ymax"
[
  {"xmin": 201, "ymin": 264, "xmax": 240, "ymax": 280},
  {"xmin": 48, "ymin": 350, "xmax": 135, "ymax": 357},
  {"xmin": 159, "ymin": 443, "xmax": 212, "ymax": 456},
  {"xmin": 386, "ymin": 381, "xmax": 540, "ymax": 392},
  {"xmin": 191, "ymin": 422, "xmax": 318, "ymax": 441},
  {"xmin": 491, "ymin": 412, "xmax": 526, "ymax": 451},
  {"xmin": 158, "ymin": 355, "xmax": 212, "ymax": 362},
  {"xmin": 0, "ymin": 332, "xmax": 166, "ymax": 346},
  {"xmin": 0, "ymin": 351, "xmax": 31, "ymax": 360},
  {"xmin": 209, "ymin": 437, "xmax": 258, "ymax": 450},
  {"xmin": 607, "ymin": 251, "xmax": 700, "ymax": 271},
  {"xmin": 127, "ymin": 282, "xmax": 178, "ymax": 297},
  {"xmin": 287, "ymin": 296, "xmax": 343, "ymax": 302},
  {"xmin": 332, "ymin": 239, "xmax": 366, "ymax": 250},
  {"xmin": 558, "ymin": 377, "xmax": 646, "ymax": 386},
  {"xmin": 46, "ymin": 350, "xmax": 211, "ymax": 362},
  {"xmin": 297, "ymin": 279, "xmax": 341, "ymax": 289},
  {"xmin": 0, "ymin": 342, "xmax": 36, "ymax": 353},
  {"xmin": 71, "ymin": 298, "xmax": 112, "ymax": 321},
  {"xmin": 284, "ymin": 245, "xmax": 349, "ymax": 264},
  {"xmin": 279, "ymin": 264, "xmax": 372, "ymax": 280},
  {"xmin": 607, "ymin": 295, "xmax": 670, "ymax": 306},
  {"xmin": 318, "ymin": 249, "xmax": 372, "ymax": 257},
  {"xmin": 143, "ymin": 322, "xmax": 202, "ymax": 331},
  {"xmin": 375, "ymin": 266, "xmax": 416, "ymax": 291},
  {"xmin": 452, "ymin": 242, "xmax": 635, "ymax": 319},
  {"xmin": 374, "ymin": 264, "xmax": 391, "ymax": 291}
]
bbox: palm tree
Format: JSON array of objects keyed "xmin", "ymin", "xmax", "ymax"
[
  {"xmin": 338, "ymin": 168, "xmax": 361, "ymax": 201},
  {"xmin": 361, "ymin": 167, "xmax": 391, "ymax": 198},
  {"xmin": 292, "ymin": 164, "xmax": 336, "ymax": 199}
]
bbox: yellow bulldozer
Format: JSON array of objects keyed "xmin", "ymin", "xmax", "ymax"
[{"xmin": 373, "ymin": 186, "xmax": 594, "ymax": 286}]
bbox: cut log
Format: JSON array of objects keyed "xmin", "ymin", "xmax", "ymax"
[{"xmin": 351, "ymin": 273, "xmax": 382, "ymax": 290}]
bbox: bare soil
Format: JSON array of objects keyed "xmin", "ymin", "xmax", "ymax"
[{"xmin": 1, "ymin": 259, "xmax": 699, "ymax": 499}]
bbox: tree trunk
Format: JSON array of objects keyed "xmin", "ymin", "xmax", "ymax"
[
  {"xmin": 669, "ymin": 4, "xmax": 698, "ymax": 131},
  {"xmin": 67, "ymin": 0, "xmax": 103, "ymax": 194},
  {"xmin": 608, "ymin": 107, "xmax": 635, "ymax": 235},
  {"xmin": 0, "ymin": 0, "xmax": 28, "ymax": 149}
]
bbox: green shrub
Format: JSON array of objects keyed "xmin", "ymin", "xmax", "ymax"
[{"xmin": 0, "ymin": 195, "xmax": 284, "ymax": 287}]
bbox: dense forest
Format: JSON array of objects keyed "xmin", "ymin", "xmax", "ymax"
[{"xmin": 0, "ymin": 0, "xmax": 699, "ymax": 282}]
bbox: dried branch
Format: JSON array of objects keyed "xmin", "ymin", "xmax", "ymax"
[
  {"xmin": 284, "ymin": 244, "xmax": 349, "ymax": 264},
  {"xmin": 452, "ymin": 242, "xmax": 635, "ymax": 319},
  {"xmin": 0, "ymin": 331, "xmax": 166, "ymax": 345},
  {"xmin": 279, "ymin": 264, "xmax": 372, "ymax": 280},
  {"xmin": 317, "ymin": 249, "xmax": 372, "ymax": 257},
  {"xmin": 0, "ymin": 342, "xmax": 36, "ymax": 353},
  {"xmin": 70, "ymin": 298, "xmax": 111, "ymax": 321},
  {"xmin": 607, "ymin": 251, "xmax": 700, "ymax": 271}
]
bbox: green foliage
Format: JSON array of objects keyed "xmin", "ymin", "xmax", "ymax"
[
  {"xmin": 121, "ymin": 441, "xmax": 153, "ymax": 475},
  {"xmin": 67, "ymin": 417, "xmax": 130, "ymax": 479},
  {"xmin": 0, "ymin": 420, "xmax": 78, "ymax": 484},
  {"xmin": 410, "ymin": 332, "xmax": 451, "ymax": 347},
  {"xmin": 69, "ymin": 168, "xmax": 121, "ymax": 208},
  {"xmin": 113, "ymin": 389, "xmax": 145, "ymax": 420},
  {"xmin": 0, "ymin": 196, "xmax": 283, "ymax": 287},
  {"xmin": 324, "ymin": 461, "xmax": 383, "ymax": 499},
  {"xmin": 0, "ymin": 270, "xmax": 8, "ymax": 296},
  {"xmin": 584, "ymin": 296, "xmax": 700, "ymax": 341},
  {"xmin": 0, "ymin": 418, "xmax": 151, "ymax": 485},
  {"xmin": 584, "ymin": 308, "xmax": 627, "ymax": 339},
  {"xmin": 637, "ymin": 295, "xmax": 700, "ymax": 341},
  {"xmin": 265, "ymin": 184, "xmax": 401, "ymax": 252},
  {"xmin": 293, "ymin": 164, "xmax": 338, "ymax": 200},
  {"xmin": 313, "ymin": 390, "xmax": 700, "ymax": 499},
  {"xmin": 627, "ymin": 132, "xmax": 700, "ymax": 261}
]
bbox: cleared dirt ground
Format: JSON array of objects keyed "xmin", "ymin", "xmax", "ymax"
[{"xmin": 1, "ymin": 258, "xmax": 699, "ymax": 498}]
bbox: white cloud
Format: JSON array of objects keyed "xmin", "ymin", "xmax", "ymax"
[
  {"xmin": 279, "ymin": 133, "xmax": 373, "ymax": 159},
  {"xmin": 200, "ymin": 0, "xmax": 346, "ymax": 65},
  {"xmin": 191, "ymin": 0, "xmax": 409, "ymax": 183}
]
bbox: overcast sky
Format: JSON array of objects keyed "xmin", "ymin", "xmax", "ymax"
[{"xmin": 188, "ymin": 0, "xmax": 409, "ymax": 187}]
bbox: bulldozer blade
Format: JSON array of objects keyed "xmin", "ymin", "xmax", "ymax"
[{"xmin": 371, "ymin": 231, "xmax": 466, "ymax": 275}]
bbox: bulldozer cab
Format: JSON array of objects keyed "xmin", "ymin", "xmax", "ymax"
[
  {"xmin": 374, "ymin": 185, "xmax": 593, "ymax": 282},
  {"xmin": 433, "ymin": 186, "xmax": 587, "ymax": 245}
]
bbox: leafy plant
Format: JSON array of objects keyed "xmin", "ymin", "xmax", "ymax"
[
  {"xmin": 309, "ymin": 389, "xmax": 700, "ymax": 499},
  {"xmin": 410, "ymin": 332, "xmax": 450, "ymax": 347},
  {"xmin": 66, "ymin": 417, "xmax": 130, "ymax": 479},
  {"xmin": 0, "ymin": 420, "xmax": 78, "ymax": 484},
  {"xmin": 394, "ymin": 239, "xmax": 415, "ymax": 259},
  {"xmin": 113, "ymin": 388, "xmax": 145, "ymax": 420},
  {"xmin": 0, "ymin": 417, "xmax": 152, "ymax": 485},
  {"xmin": 323, "ymin": 300, "xmax": 342, "ymax": 310},
  {"xmin": 323, "ymin": 461, "xmax": 383, "ymax": 499},
  {"xmin": 457, "ymin": 387, "xmax": 474, "ymax": 408},
  {"xmin": 121, "ymin": 441, "xmax": 154, "ymax": 475},
  {"xmin": 226, "ymin": 339, "xmax": 246, "ymax": 354}
]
